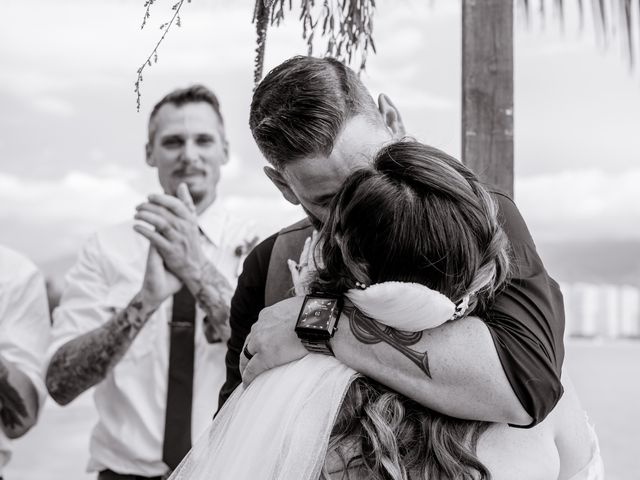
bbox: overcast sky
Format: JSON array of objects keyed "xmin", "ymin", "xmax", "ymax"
[{"xmin": 1, "ymin": 0, "xmax": 639, "ymax": 267}]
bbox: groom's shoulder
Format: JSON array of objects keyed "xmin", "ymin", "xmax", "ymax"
[
  {"xmin": 487, "ymin": 189, "xmax": 533, "ymax": 245},
  {"xmin": 271, "ymin": 218, "xmax": 314, "ymax": 259},
  {"xmin": 249, "ymin": 218, "xmax": 312, "ymax": 264},
  {"xmin": 278, "ymin": 217, "xmax": 313, "ymax": 236}
]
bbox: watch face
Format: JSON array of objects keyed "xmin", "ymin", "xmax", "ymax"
[{"xmin": 297, "ymin": 297, "xmax": 340, "ymax": 332}]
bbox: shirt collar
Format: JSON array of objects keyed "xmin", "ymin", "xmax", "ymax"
[{"xmin": 197, "ymin": 199, "xmax": 227, "ymax": 247}]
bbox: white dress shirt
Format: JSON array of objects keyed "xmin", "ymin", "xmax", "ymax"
[
  {"xmin": 49, "ymin": 201, "xmax": 256, "ymax": 476},
  {"xmin": 0, "ymin": 246, "xmax": 50, "ymax": 476}
]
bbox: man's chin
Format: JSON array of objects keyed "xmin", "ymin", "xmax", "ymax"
[{"xmin": 171, "ymin": 182, "xmax": 210, "ymax": 205}]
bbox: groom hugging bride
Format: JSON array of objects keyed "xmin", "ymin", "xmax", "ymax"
[{"xmin": 173, "ymin": 57, "xmax": 603, "ymax": 479}]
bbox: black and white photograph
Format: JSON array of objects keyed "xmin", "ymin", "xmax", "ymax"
[{"xmin": 1, "ymin": 0, "xmax": 639, "ymax": 479}]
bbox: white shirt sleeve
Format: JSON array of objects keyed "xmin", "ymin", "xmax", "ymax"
[
  {"xmin": 0, "ymin": 254, "xmax": 50, "ymax": 409},
  {"xmin": 48, "ymin": 234, "xmax": 114, "ymax": 362}
]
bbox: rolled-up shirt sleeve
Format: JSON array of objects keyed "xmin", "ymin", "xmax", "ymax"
[
  {"xmin": 485, "ymin": 192, "xmax": 565, "ymax": 427},
  {"xmin": 0, "ymin": 251, "xmax": 50, "ymax": 409}
]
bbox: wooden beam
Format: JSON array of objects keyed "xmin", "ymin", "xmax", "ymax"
[{"xmin": 462, "ymin": 0, "xmax": 514, "ymax": 197}]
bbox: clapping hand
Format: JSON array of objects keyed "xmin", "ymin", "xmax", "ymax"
[{"xmin": 134, "ymin": 183, "xmax": 206, "ymax": 297}]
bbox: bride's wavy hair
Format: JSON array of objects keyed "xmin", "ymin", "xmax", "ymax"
[{"xmin": 313, "ymin": 141, "xmax": 511, "ymax": 480}]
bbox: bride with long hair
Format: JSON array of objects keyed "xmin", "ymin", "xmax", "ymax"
[{"xmin": 170, "ymin": 141, "xmax": 603, "ymax": 480}]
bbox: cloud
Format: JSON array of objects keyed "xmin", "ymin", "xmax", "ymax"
[
  {"xmin": 31, "ymin": 96, "xmax": 75, "ymax": 117},
  {"xmin": 0, "ymin": 158, "xmax": 298, "ymax": 263},
  {"xmin": 0, "ymin": 171, "xmax": 143, "ymax": 220},
  {"xmin": 0, "ymin": 170, "xmax": 145, "ymax": 261},
  {"xmin": 222, "ymin": 195, "xmax": 303, "ymax": 239},
  {"xmin": 387, "ymin": 89, "xmax": 456, "ymax": 111},
  {"xmin": 516, "ymin": 168, "xmax": 640, "ymax": 242}
]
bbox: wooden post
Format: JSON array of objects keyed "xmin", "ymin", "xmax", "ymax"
[{"xmin": 462, "ymin": 0, "xmax": 514, "ymax": 197}]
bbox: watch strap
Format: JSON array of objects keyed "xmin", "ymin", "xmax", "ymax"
[{"xmin": 300, "ymin": 338, "xmax": 335, "ymax": 356}]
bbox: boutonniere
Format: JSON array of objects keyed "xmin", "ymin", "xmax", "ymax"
[{"xmin": 234, "ymin": 235, "xmax": 260, "ymax": 276}]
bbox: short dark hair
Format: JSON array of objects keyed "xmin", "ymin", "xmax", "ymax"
[
  {"xmin": 148, "ymin": 84, "xmax": 224, "ymax": 144},
  {"xmin": 249, "ymin": 56, "xmax": 379, "ymax": 169}
]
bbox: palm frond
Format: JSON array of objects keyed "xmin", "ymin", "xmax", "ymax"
[
  {"xmin": 521, "ymin": 0, "xmax": 640, "ymax": 69},
  {"xmin": 253, "ymin": 0, "xmax": 271, "ymax": 87}
]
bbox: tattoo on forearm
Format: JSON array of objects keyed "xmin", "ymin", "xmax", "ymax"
[
  {"xmin": 347, "ymin": 307, "xmax": 432, "ymax": 378},
  {"xmin": 194, "ymin": 262, "xmax": 233, "ymax": 343},
  {"xmin": 0, "ymin": 360, "xmax": 28, "ymax": 429},
  {"xmin": 46, "ymin": 295, "xmax": 153, "ymax": 405}
]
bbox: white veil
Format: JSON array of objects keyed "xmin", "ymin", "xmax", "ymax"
[{"xmin": 169, "ymin": 355, "xmax": 356, "ymax": 480}]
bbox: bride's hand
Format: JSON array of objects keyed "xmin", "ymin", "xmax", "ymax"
[
  {"xmin": 240, "ymin": 296, "xmax": 308, "ymax": 385},
  {"xmin": 287, "ymin": 231, "xmax": 320, "ymax": 296}
]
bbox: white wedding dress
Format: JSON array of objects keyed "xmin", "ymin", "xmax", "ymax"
[
  {"xmin": 169, "ymin": 227, "xmax": 470, "ymax": 480},
  {"xmin": 170, "ymin": 353, "xmax": 356, "ymax": 479},
  {"xmin": 169, "ymin": 235, "xmax": 605, "ymax": 480}
]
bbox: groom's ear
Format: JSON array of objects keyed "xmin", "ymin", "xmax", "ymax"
[
  {"xmin": 145, "ymin": 143, "xmax": 156, "ymax": 167},
  {"xmin": 378, "ymin": 93, "xmax": 406, "ymax": 138},
  {"xmin": 263, "ymin": 166, "xmax": 300, "ymax": 206}
]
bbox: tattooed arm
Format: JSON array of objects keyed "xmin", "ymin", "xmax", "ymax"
[
  {"xmin": 0, "ymin": 254, "xmax": 49, "ymax": 436},
  {"xmin": 187, "ymin": 261, "xmax": 234, "ymax": 343},
  {"xmin": 0, "ymin": 356, "xmax": 38, "ymax": 438},
  {"xmin": 330, "ymin": 307, "xmax": 531, "ymax": 425},
  {"xmin": 46, "ymin": 293, "xmax": 155, "ymax": 405},
  {"xmin": 47, "ymin": 246, "xmax": 181, "ymax": 406},
  {"xmin": 241, "ymin": 295, "xmax": 531, "ymax": 426}
]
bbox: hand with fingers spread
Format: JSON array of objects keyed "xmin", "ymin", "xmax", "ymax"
[
  {"xmin": 287, "ymin": 231, "xmax": 321, "ymax": 296},
  {"xmin": 239, "ymin": 296, "xmax": 308, "ymax": 386}
]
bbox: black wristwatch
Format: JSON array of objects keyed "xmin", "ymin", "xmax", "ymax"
[{"xmin": 294, "ymin": 294, "xmax": 343, "ymax": 356}]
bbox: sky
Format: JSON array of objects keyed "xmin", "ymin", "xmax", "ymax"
[{"xmin": 1, "ymin": 0, "xmax": 639, "ymax": 270}]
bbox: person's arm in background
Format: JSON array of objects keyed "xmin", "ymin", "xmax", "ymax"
[
  {"xmin": 0, "ymin": 356, "xmax": 39, "ymax": 438},
  {"xmin": 217, "ymin": 234, "xmax": 276, "ymax": 410},
  {"xmin": 46, "ymin": 236, "xmax": 181, "ymax": 406},
  {"xmin": 0, "ymin": 258, "xmax": 50, "ymax": 438},
  {"xmin": 242, "ymin": 194, "xmax": 564, "ymax": 426}
]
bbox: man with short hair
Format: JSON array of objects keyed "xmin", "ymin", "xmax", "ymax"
[
  {"xmin": 0, "ymin": 245, "xmax": 49, "ymax": 480},
  {"xmin": 46, "ymin": 85, "xmax": 256, "ymax": 479},
  {"xmin": 220, "ymin": 56, "xmax": 565, "ymax": 429}
]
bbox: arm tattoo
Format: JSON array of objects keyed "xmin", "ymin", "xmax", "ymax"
[
  {"xmin": 194, "ymin": 261, "xmax": 233, "ymax": 343},
  {"xmin": 347, "ymin": 307, "xmax": 432, "ymax": 379},
  {"xmin": 0, "ymin": 359, "xmax": 28, "ymax": 429},
  {"xmin": 46, "ymin": 294, "xmax": 153, "ymax": 405}
]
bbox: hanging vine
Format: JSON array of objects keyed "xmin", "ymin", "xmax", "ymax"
[
  {"xmin": 134, "ymin": 0, "xmax": 190, "ymax": 111},
  {"xmin": 252, "ymin": 0, "xmax": 377, "ymax": 85},
  {"xmin": 133, "ymin": 0, "xmax": 638, "ymax": 108}
]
